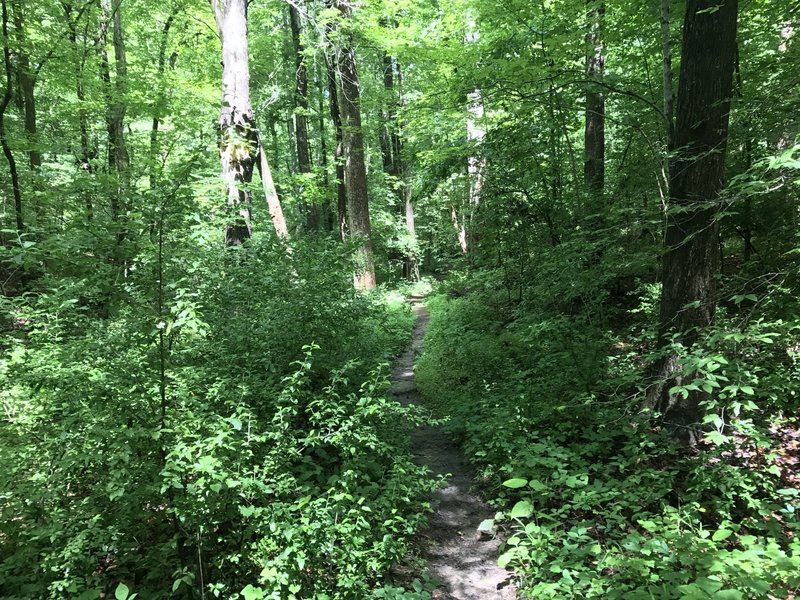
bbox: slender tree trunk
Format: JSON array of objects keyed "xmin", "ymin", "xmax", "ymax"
[
  {"xmin": 733, "ymin": 42, "xmax": 754, "ymax": 263},
  {"xmin": 65, "ymin": 2, "xmax": 95, "ymax": 221},
  {"xmin": 380, "ymin": 53, "xmax": 418, "ymax": 280},
  {"xmin": 111, "ymin": 0, "xmax": 129, "ymax": 190},
  {"xmin": 316, "ymin": 67, "xmax": 334, "ymax": 230},
  {"xmin": 379, "ymin": 53, "xmax": 395, "ymax": 175},
  {"xmin": 99, "ymin": 0, "xmax": 129, "ymax": 243},
  {"xmin": 466, "ymin": 87, "xmax": 485, "ymax": 241},
  {"xmin": 333, "ymin": 0, "xmax": 375, "ymax": 289},
  {"xmin": 326, "ymin": 51, "xmax": 347, "ymax": 241},
  {"xmin": 661, "ymin": 0, "xmax": 675, "ymax": 153},
  {"xmin": 647, "ymin": 0, "xmax": 738, "ymax": 444},
  {"xmin": 584, "ymin": 0, "xmax": 605, "ymax": 202},
  {"xmin": 150, "ymin": 13, "xmax": 175, "ymax": 191},
  {"xmin": 289, "ymin": 1, "xmax": 318, "ymax": 231},
  {"xmin": 257, "ymin": 134, "xmax": 289, "ymax": 239},
  {"xmin": 0, "ymin": 0, "xmax": 23, "ymax": 234},
  {"xmin": 11, "ymin": 7, "xmax": 39, "ymax": 171},
  {"xmin": 395, "ymin": 61, "xmax": 418, "ymax": 281}
]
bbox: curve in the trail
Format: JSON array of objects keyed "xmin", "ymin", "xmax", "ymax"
[{"xmin": 391, "ymin": 298, "xmax": 516, "ymax": 600}]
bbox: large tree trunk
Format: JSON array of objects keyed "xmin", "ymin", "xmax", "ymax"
[
  {"xmin": 464, "ymin": 16, "xmax": 484, "ymax": 252},
  {"xmin": 212, "ymin": 0, "xmax": 256, "ymax": 245},
  {"xmin": 584, "ymin": 0, "xmax": 605, "ymax": 202},
  {"xmin": 647, "ymin": 0, "xmax": 738, "ymax": 444},
  {"xmin": 0, "ymin": 0, "xmax": 23, "ymax": 234},
  {"xmin": 211, "ymin": 0, "xmax": 288, "ymax": 245},
  {"xmin": 333, "ymin": 0, "xmax": 375, "ymax": 288}
]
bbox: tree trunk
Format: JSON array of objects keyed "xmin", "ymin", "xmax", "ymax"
[
  {"xmin": 11, "ymin": 6, "xmax": 39, "ymax": 171},
  {"xmin": 647, "ymin": 0, "xmax": 738, "ymax": 444},
  {"xmin": 288, "ymin": 1, "xmax": 318, "ymax": 231},
  {"xmin": 257, "ymin": 135, "xmax": 289, "ymax": 240},
  {"xmin": 0, "ymin": 0, "xmax": 22, "ymax": 234},
  {"xmin": 99, "ymin": 0, "xmax": 129, "ymax": 243},
  {"xmin": 211, "ymin": 0, "xmax": 256, "ymax": 245},
  {"xmin": 325, "ymin": 48, "xmax": 347, "ymax": 242},
  {"xmin": 584, "ymin": 0, "xmax": 605, "ymax": 201},
  {"xmin": 466, "ymin": 89, "xmax": 484, "ymax": 248},
  {"xmin": 380, "ymin": 52, "xmax": 418, "ymax": 281},
  {"xmin": 335, "ymin": 0, "xmax": 375, "ymax": 289},
  {"xmin": 450, "ymin": 203, "xmax": 468, "ymax": 255},
  {"xmin": 150, "ymin": 13, "xmax": 175, "ymax": 191},
  {"xmin": 660, "ymin": 0, "xmax": 675, "ymax": 154},
  {"xmin": 65, "ymin": 2, "xmax": 95, "ymax": 222}
]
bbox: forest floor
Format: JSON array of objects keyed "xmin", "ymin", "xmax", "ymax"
[{"xmin": 390, "ymin": 297, "xmax": 517, "ymax": 600}]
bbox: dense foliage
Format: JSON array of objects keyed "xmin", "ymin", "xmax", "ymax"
[
  {"xmin": 1, "ymin": 0, "xmax": 799, "ymax": 596},
  {"xmin": 1, "ymin": 231, "xmax": 440, "ymax": 597}
]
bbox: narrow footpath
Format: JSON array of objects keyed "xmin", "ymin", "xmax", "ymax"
[{"xmin": 391, "ymin": 298, "xmax": 516, "ymax": 600}]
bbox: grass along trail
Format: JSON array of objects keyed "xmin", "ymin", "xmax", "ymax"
[{"xmin": 391, "ymin": 298, "xmax": 516, "ymax": 600}]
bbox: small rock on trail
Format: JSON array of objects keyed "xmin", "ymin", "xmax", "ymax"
[{"xmin": 391, "ymin": 298, "xmax": 516, "ymax": 600}]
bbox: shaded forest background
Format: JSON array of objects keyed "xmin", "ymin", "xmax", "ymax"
[{"xmin": 1, "ymin": 0, "xmax": 799, "ymax": 597}]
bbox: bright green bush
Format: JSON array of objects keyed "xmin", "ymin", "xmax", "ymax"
[{"xmin": 0, "ymin": 236, "xmax": 432, "ymax": 599}]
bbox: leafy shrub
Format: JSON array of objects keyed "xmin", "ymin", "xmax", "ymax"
[
  {"xmin": 416, "ymin": 272, "xmax": 800, "ymax": 599},
  {"xmin": 0, "ymin": 236, "xmax": 433, "ymax": 598}
]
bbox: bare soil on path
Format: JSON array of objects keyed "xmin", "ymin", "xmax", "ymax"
[{"xmin": 390, "ymin": 298, "xmax": 516, "ymax": 600}]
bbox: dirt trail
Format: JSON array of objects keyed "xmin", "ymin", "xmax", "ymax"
[{"xmin": 391, "ymin": 298, "xmax": 516, "ymax": 600}]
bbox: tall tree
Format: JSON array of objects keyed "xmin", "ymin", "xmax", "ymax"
[
  {"xmin": 584, "ymin": 0, "xmax": 605, "ymax": 201},
  {"xmin": 99, "ymin": 0, "xmax": 130, "ymax": 243},
  {"xmin": 0, "ymin": 0, "xmax": 23, "ymax": 234},
  {"xmin": 660, "ymin": 0, "xmax": 675, "ymax": 154},
  {"xmin": 11, "ymin": 1, "xmax": 40, "ymax": 171},
  {"xmin": 288, "ymin": 1, "xmax": 318, "ymax": 230},
  {"xmin": 465, "ymin": 15, "xmax": 484, "ymax": 251},
  {"xmin": 333, "ymin": 0, "xmax": 376, "ymax": 289},
  {"xmin": 647, "ymin": 0, "xmax": 739, "ymax": 443},
  {"xmin": 325, "ymin": 50, "xmax": 347, "ymax": 241},
  {"xmin": 211, "ymin": 0, "xmax": 288, "ymax": 245},
  {"xmin": 380, "ymin": 52, "xmax": 418, "ymax": 280},
  {"xmin": 64, "ymin": 0, "xmax": 95, "ymax": 222},
  {"xmin": 211, "ymin": 0, "xmax": 255, "ymax": 245}
]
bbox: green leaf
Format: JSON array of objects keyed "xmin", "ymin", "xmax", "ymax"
[
  {"xmin": 712, "ymin": 529, "xmax": 733, "ymax": 542},
  {"xmin": 497, "ymin": 549, "xmax": 515, "ymax": 568},
  {"xmin": 502, "ymin": 478, "xmax": 528, "ymax": 489},
  {"xmin": 705, "ymin": 431, "xmax": 729, "ymax": 445},
  {"xmin": 115, "ymin": 583, "xmax": 130, "ymax": 600},
  {"xmin": 241, "ymin": 584, "xmax": 265, "ymax": 600},
  {"xmin": 528, "ymin": 479, "xmax": 548, "ymax": 491},
  {"xmin": 510, "ymin": 500, "xmax": 533, "ymax": 519},
  {"xmin": 477, "ymin": 519, "xmax": 494, "ymax": 532},
  {"xmin": 739, "ymin": 386, "xmax": 754, "ymax": 395},
  {"xmin": 712, "ymin": 591, "xmax": 743, "ymax": 600}
]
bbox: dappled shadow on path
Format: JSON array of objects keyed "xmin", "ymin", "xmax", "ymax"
[{"xmin": 391, "ymin": 299, "xmax": 516, "ymax": 600}]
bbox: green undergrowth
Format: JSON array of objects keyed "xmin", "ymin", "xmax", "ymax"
[
  {"xmin": 416, "ymin": 276, "xmax": 800, "ymax": 599},
  {"xmin": 0, "ymin": 236, "xmax": 435, "ymax": 599}
]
